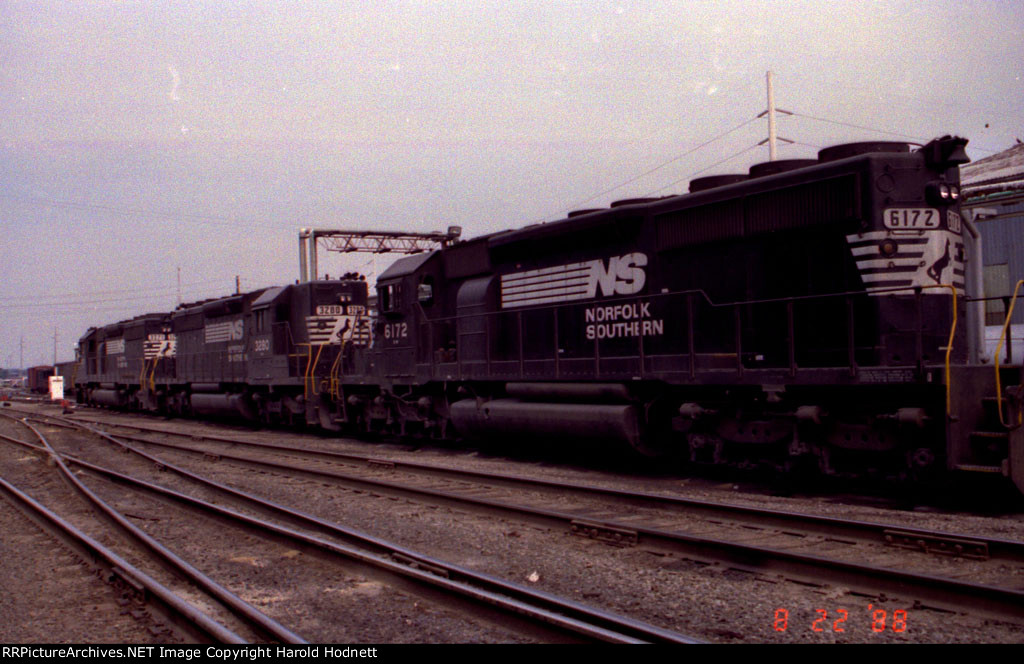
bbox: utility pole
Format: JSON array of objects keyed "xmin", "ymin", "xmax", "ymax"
[
  {"xmin": 757, "ymin": 70, "xmax": 794, "ymax": 160},
  {"xmin": 767, "ymin": 70, "xmax": 778, "ymax": 160},
  {"xmin": 177, "ymin": 267, "xmax": 182, "ymax": 305},
  {"xmin": 53, "ymin": 328, "xmax": 57, "ymax": 367}
]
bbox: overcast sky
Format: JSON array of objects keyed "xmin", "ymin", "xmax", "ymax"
[{"xmin": 2, "ymin": 0, "xmax": 1022, "ymax": 367}]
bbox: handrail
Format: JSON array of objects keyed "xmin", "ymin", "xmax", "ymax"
[
  {"xmin": 920, "ymin": 283, "xmax": 958, "ymax": 415},
  {"xmin": 994, "ymin": 280, "xmax": 1024, "ymax": 428},
  {"xmin": 415, "ymin": 282, "xmax": 961, "ymax": 386},
  {"xmin": 309, "ymin": 344, "xmax": 327, "ymax": 397},
  {"xmin": 331, "ymin": 313, "xmax": 364, "ymax": 398},
  {"xmin": 146, "ymin": 355, "xmax": 157, "ymax": 392},
  {"xmin": 134, "ymin": 354, "xmax": 155, "ymax": 393},
  {"xmin": 329, "ymin": 341, "xmax": 345, "ymax": 399},
  {"xmin": 414, "ymin": 280, "xmax": 962, "ymax": 329},
  {"xmin": 296, "ymin": 343, "xmax": 312, "ymax": 399}
]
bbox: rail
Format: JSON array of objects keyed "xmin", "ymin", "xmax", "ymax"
[
  {"xmin": 44, "ymin": 413, "xmax": 699, "ymax": 643},
  {"xmin": 48, "ymin": 413, "xmax": 1023, "ymax": 624},
  {"xmin": 0, "ymin": 474, "xmax": 246, "ymax": 643},
  {"xmin": 1, "ymin": 414, "xmax": 306, "ymax": 643}
]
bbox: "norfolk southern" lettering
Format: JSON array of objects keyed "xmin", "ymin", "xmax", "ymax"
[{"xmin": 584, "ymin": 301, "xmax": 664, "ymax": 340}]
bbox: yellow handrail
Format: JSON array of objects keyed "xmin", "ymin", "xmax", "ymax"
[
  {"xmin": 302, "ymin": 343, "xmax": 327, "ymax": 398},
  {"xmin": 138, "ymin": 350, "xmax": 161, "ymax": 394},
  {"xmin": 322, "ymin": 313, "xmax": 363, "ymax": 400},
  {"xmin": 148, "ymin": 354, "xmax": 159, "ymax": 391},
  {"xmin": 942, "ymin": 284, "xmax": 957, "ymax": 415},
  {"xmin": 916, "ymin": 283, "xmax": 959, "ymax": 415},
  {"xmin": 329, "ymin": 341, "xmax": 345, "ymax": 399},
  {"xmin": 995, "ymin": 280, "xmax": 1024, "ymax": 428},
  {"xmin": 899, "ymin": 284, "xmax": 959, "ymax": 415},
  {"xmin": 312, "ymin": 344, "xmax": 326, "ymax": 395}
]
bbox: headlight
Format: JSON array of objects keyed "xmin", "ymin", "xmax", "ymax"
[
  {"xmin": 879, "ymin": 239, "xmax": 899, "ymax": 257},
  {"xmin": 926, "ymin": 181, "xmax": 958, "ymax": 205}
]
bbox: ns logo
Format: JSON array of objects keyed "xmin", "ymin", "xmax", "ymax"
[
  {"xmin": 204, "ymin": 319, "xmax": 245, "ymax": 344},
  {"xmin": 227, "ymin": 319, "xmax": 244, "ymax": 341},
  {"xmin": 584, "ymin": 252, "xmax": 647, "ymax": 298}
]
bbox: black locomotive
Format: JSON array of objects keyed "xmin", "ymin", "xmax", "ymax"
[{"xmin": 69, "ymin": 136, "xmax": 1024, "ymax": 494}]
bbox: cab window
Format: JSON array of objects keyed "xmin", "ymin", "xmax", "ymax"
[
  {"xmin": 379, "ymin": 283, "xmax": 401, "ymax": 312},
  {"xmin": 417, "ymin": 277, "xmax": 434, "ymax": 307}
]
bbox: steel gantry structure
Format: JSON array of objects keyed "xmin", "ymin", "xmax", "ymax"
[{"xmin": 297, "ymin": 226, "xmax": 462, "ymax": 282}]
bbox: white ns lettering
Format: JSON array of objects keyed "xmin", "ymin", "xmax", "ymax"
[{"xmin": 586, "ymin": 252, "xmax": 648, "ymax": 298}]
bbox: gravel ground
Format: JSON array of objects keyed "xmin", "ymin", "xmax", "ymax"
[
  {"xmin": 77, "ymin": 409, "xmax": 1024, "ymax": 538},
  {"xmin": 0, "ymin": 473, "xmax": 180, "ymax": 643},
  {"xmin": 0, "ymin": 413, "xmax": 536, "ymax": 644},
  {"xmin": 9, "ymin": 405, "xmax": 1024, "ymax": 643}
]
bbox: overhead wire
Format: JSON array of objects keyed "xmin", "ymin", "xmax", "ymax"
[
  {"xmin": 0, "ymin": 193, "xmax": 287, "ymax": 231},
  {"xmin": 787, "ymin": 109, "xmax": 1000, "ymax": 154},
  {"xmin": 0, "ymin": 287, "xmax": 228, "ymax": 310},
  {"xmin": 540, "ymin": 114, "xmax": 761, "ymax": 221},
  {"xmin": 0, "ymin": 278, "xmax": 228, "ymax": 303},
  {"xmin": 642, "ymin": 143, "xmax": 763, "ymax": 197},
  {"xmin": 786, "ymin": 110, "xmax": 930, "ymax": 143},
  {"xmin": 575, "ymin": 68, "xmax": 1002, "ymax": 204},
  {"xmin": 559, "ymin": 102, "xmax": 1001, "ymax": 211}
]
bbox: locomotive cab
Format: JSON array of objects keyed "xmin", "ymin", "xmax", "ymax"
[
  {"xmin": 372, "ymin": 253, "xmax": 442, "ymax": 383},
  {"xmin": 249, "ymin": 286, "xmax": 293, "ymax": 382}
]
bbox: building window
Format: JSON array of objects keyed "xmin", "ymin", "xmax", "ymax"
[{"xmin": 984, "ymin": 263, "xmax": 1010, "ymax": 325}]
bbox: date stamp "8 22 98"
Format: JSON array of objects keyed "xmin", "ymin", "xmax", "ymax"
[{"xmin": 773, "ymin": 606, "xmax": 909, "ymax": 634}]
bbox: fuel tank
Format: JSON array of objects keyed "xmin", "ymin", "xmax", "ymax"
[
  {"xmin": 189, "ymin": 393, "xmax": 256, "ymax": 420},
  {"xmin": 450, "ymin": 398, "xmax": 641, "ymax": 449},
  {"xmin": 90, "ymin": 389, "xmax": 125, "ymax": 407}
]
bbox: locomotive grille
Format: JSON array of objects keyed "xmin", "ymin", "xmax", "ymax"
[
  {"xmin": 745, "ymin": 174, "xmax": 860, "ymax": 234},
  {"xmin": 657, "ymin": 174, "xmax": 860, "ymax": 250},
  {"xmin": 656, "ymin": 199, "xmax": 743, "ymax": 248}
]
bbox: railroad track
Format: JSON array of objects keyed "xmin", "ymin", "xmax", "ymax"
[
  {"xmin": 0, "ymin": 409, "xmax": 701, "ymax": 644},
  {"xmin": 0, "ymin": 416, "xmax": 300, "ymax": 643},
  {"xmin": 37, "ymin": 408, "xmax": 1024, "ymax": 625},
  {"xmin": 0, "ymin": 474, "xmax": 248, "ymax": 643},
  {"xmin": 67, "ymin": 412, "xmax": 1024, "ymax": 560}
]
